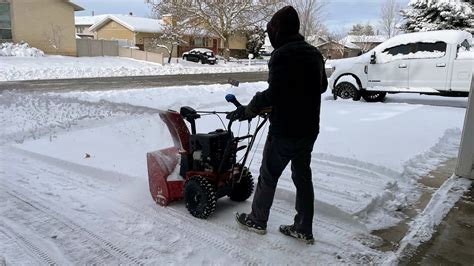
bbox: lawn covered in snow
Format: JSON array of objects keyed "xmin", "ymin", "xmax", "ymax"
[
  {"xmin": 0, "ymin": 84, "xmax": 470, "ymax": 264},
  {"xmin": 0, "ymin": 56, "xmax": 268, "ymax": 81}
]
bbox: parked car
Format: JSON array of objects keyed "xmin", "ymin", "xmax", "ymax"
[
  {"xmin": 182, "ymin": 48, "xmax": 217, "ymax": 65},
  {"xmin": 329, "ymin": 30, "xmax": 473, "ymax": 102}
]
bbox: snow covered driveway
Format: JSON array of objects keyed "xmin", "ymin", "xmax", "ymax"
[
  {"xmin": 0, "ymin": 56, "xmax": 267, "ymax": 81},
  {"xmin": 0, "ymin": 84, "xmax": 470, "ymax": 264}
]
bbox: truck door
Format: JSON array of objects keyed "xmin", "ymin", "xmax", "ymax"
[
  {"xmin": 408, "ymin": 42, "xmax": 449, "ymax": 92},
  {"xmin": 367, "ymin": 44, "xmax": 410, "ymax": 91}
]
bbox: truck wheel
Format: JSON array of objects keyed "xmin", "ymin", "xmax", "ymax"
[
  {"xmin": 361, "ymin": 91, "xmax": 386, "ymax": 102},
  {"xmin": 228, "ymin": 168, "xmax": 254, "ymax": 202},
  {"xmin": 335, "ymin": 82, "xmax": 358, "ymax": 100},
  {"xmin": 184, "ymin": 176, "xmax": 217, "ymax": 219}
]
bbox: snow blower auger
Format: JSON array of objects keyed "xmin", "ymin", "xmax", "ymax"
[{"xmin": 147, "ymin": 94, "xmax": 269, "ymax": 219}]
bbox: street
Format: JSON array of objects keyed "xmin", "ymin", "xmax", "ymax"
[{"xmin": 0, "ymin": 72, "xmax": 269, "ymax": 92}]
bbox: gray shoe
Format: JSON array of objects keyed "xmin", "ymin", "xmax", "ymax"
[
  {"xmin": 279, "ymin": 224, "xmax": 314, "ymax": 244},
  {"xmin": 235, "ymin": 212, "xmax": 267, "ymax": 235}
]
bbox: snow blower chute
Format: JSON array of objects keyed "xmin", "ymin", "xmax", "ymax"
[{"xmin": 147, "ymin": 94, "xmax": 268, "ymax": 219}]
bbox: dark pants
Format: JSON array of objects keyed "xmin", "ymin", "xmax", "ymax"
[{"xmin": 249, "ymin": 134, "xmax": 317, "ymax": 234}]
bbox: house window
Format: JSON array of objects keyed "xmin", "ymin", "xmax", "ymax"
[
  {"xmin": 0, "ymin": 2, "xmax": 12, "ymax": 39},
  {"xmin": 193, "ymin": 37, "xmax": 205, "ymax": 47}
]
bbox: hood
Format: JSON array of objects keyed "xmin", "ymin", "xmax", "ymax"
[{"xmin": 267, "ymin": 6, "xmax": 303, "ymax": 49}]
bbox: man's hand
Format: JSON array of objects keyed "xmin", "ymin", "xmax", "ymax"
[
  {"xmin": 226, "ymin": 106, "xmax": 257, "ymax": 121},
  {"xmin": 226, "ymin": 106, "xmax": 246, "ymax": 121}
]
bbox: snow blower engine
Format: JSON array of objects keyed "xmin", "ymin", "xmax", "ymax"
[{"xmin": 147, "ymin": 94, "xmax": 268, "ymax": 219}]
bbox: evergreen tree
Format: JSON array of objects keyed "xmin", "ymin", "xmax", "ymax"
[
  {"xmin": 246, "ymin": 27, "xmax": 266, "ymax": 57},
  {"xmin": 401, "ymin": 0, "xmax": 474, "ymax": 33},
  {"xmin": 349, "ymin": 23, "xmax": 375, "ymax": 35}
]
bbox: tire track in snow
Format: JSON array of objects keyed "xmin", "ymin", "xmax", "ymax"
[
  {"xmin": 1, "ymin": 151, "xmax": 259, "ymax": 265},
  {"xmin": 0, "ymin": 186, "xmax": 142, "ymax": 265},
  {"xmin": 0, "ymin": 222, "xmax": 57, "ymax": 265}
]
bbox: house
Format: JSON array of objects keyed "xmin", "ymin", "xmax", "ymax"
[
  {"xmin": 0, "ymin": 0, "xmax": 84, "ymax": 56},
  {"xmin": 75, "ymin": 14, "xmax": 108, "ymax": 39},
  {"xmin": 87, "ymin": 14, "xmax": 248, "ymax": 58},
  {"xmin": 316, "ymin": 40, "xmax": 361, "ymax": 60}
]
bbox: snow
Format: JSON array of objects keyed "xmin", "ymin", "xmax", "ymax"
[
  {"xmin": 378, "ymin": 30, "xmax": 472, "ymax": 53},
  {"xmin": 0, "ymin": 43, "xmax": 44, "ymax": 57},
  {"xmin": 384, "ymin": 174, "xmax": 472, "ymax": 265},
  {"xmin": 0, "ymin": 82, "xmax": 471, "ymax": 264},
  {"xmin": 378, "ymin": 50, "xmax": 446, "ymax": 63},
  {"xmin": 0, "ymin": 56, "xmax": 267, "ymax": 81},
  {"xmin": 75, "ymin": 15, "xmax": 109, "ymax": 26},
  {"xmin": 89, "ymin": 15, "xmax": 164, "ymax": 34}
]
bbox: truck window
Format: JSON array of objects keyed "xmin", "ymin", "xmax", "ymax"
[
  {"xmin": 414, "ymin": 42, "xmax": 447, "ymax": 53},
  {"xmin": 383, "ymin": 44, "xmax": 412, "ymax": 56},
  {"xmin": 459, "ymin": 39, "xmax": 470, "ymax": 51}
]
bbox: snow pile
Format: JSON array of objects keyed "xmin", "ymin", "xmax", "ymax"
[
  {"xmin": 0, "ymin": 42, "xmax": 44, "ymax": 57},
  {"xmin": 0, "ymin": 56, "xmax": 267, "ymax": 81},
  {"xmin": 457, "ymin": 45, "xmax": 474, "ymax": 59},
  {"xmin": 385, "ymin": 175, "xmax": 472, "ymax": 264}
]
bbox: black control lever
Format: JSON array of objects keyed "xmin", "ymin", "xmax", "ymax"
[{"xmin": 225, "ymin": 94, "xmax": 242, "ymax": 107}]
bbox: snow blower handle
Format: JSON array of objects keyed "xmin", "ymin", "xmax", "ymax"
[{"xmin": 225, "ymin": 94, "xmax": 242, "ymax": 108}]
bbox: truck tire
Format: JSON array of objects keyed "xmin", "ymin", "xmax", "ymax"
[
  {"xmin": 184, "ymin": 176, "xmax": 217, "ymax": 219},
  {"xmin": 361, "ymin": 91, "xmax": 386, "ymax": 102},
  {"xmin": 335, "ymin": 82, "xmax": 358, "ymax": 100},
  {"xmin": 228, "ymin": 168, "xmax": 254, "ymax": 202}
]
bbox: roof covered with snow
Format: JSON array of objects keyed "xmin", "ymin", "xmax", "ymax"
[
  {"xmin": 67, "ymin": 1, "xmax": 84, "ymax": 11},
  {"xmin": 343, "ymin": 35, "xmax": 388, "ymax": 44},
  {"xmin": 75, "ymin": 15, "xmax": 110, "ymax": 26},
  {"xmin": 89, "ymin": 15, "xmax": 164, "ymax": 33}
]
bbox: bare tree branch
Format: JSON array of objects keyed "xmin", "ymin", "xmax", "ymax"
[
  {"xmin": 145, "ymin": 0, "xmax": 284, "ymax": 59},
  {"xmin": 379, "ymin": 0, "xmax": 402, "ymax": 38}
]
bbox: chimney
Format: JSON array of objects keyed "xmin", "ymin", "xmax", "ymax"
[
  {"xmin": 129, "ymin": 12, "xmax": 133, "ymax": 16},
  {"xmin": 92, "ymin": 11, "xmax": 95, "ymax": 16}
]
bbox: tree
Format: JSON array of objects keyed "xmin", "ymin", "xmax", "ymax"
[
  {"xmin": 349, "ymin": 23, "xmax": 375, "ymax": 36},
  {"xmin": 327, "ymin": 27, "xmax": 349, "ymax": 58},
  {"xmin": 401, "ymin": 0, "xmax": 474, "ymax": 33},
  {"xmin": 285, "ymin": 0, "xmax": 327, "ymax": 37},
  {"xmin": 379, "ymin": 0, "xmax": 402, "ymax": 37},
  {"xmin": 146, "ymin": 0, "xmax": 283, "ymax": 60},
  {"xmin": 246, "ymin": 26, "xmax": 266, "ymax": 57},
  {"xmin": 152, "ymin": 18, "xmax": 186, "ymax": 64}
]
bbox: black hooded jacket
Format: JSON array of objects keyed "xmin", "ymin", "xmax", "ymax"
[{"xmin": 247, "ymin": 6, "xmax": 327, "ymax": 138}]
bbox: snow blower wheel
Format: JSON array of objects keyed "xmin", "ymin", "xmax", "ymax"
[
  {"xmin": 184, "ymin": 176, "xmax": 217, "ymax": 219},
  {"xmin": 228, "ymin": 168, "xmax": 254, "ymax": 202}
]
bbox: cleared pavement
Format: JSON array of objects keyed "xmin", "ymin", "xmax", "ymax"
[{"xmin": 0, "ymin": 72, "xmax": 269, "ymax": 92}]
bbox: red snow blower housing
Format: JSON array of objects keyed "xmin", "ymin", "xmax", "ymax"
[{"xmin": 147, "ymin": 94, "xmax": 268, "ymax": 218}]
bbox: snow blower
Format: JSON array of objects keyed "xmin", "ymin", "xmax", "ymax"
[{"xmin": 147, "ymin": 94, "xmax": 268, "ymax": 219}]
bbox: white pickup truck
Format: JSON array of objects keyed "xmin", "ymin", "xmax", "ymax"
[{"xmin": 329, "ymin": 30, "xmax": 473, "ymax": 102}]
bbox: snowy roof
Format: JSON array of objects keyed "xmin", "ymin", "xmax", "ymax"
[
  {"xmin": 315, "ymin": 40, "xmax": 360, "ymax": 50},
  {"xmin": 339, "ymin": 40, "xmax": 361, "ymax": 49},
  {"xmin": 89, "ymin": 15, "xmax": 164, "ymax": 33},
  {"xmin": 343, "ymin": 35, "xmax": 388, "ymax": 44},
  {"xmin": 378, "ymin": 30, "xmax": 473, "ymax": 51},
  {"xmin": 75, "ymin": 15, "xmax": 109, "ymax": 26},
  {"xmin": 67, "ymin": 1, "xmax": 84, "ymax": 11}
]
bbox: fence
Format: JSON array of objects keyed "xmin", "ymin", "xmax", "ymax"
[
  {"xmin": 76, "ymin": 39, "xmax": 119, "ymax": 57},
  {"xmin": 76, "ymin": 39, "xmax": 164, "ymax": 65},
  {"xmin": 118, "ymin": 47, "xmax": 164, "ymax": 65}
]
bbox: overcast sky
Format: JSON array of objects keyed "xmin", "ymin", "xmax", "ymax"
[{"xmin": 74, "ymin": 0, "xmax": 410, "ymax": 32}]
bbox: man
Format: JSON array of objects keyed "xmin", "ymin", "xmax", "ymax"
[{"xmin": 227, "ymin": 6, "xmax": 327, "ymax": 244}]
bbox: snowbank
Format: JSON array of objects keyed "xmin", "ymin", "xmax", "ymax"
[
  {"xmin": 0, "ymin": 56, "xmax": 267, "ymax": 81},
  {"xmin": 0, "ymin": 42, "xmax": 44, "ymax": 57}
]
